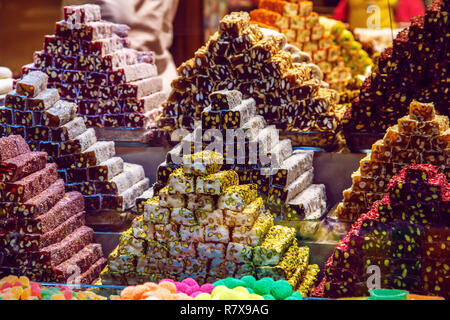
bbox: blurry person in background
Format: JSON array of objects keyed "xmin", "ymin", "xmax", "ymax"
[
  {"xmin": 333, "ymin": 0, "xmax": 425, "ymax": 29},
  {"xmin": 63, "ymin": 0, "xmax": 179, "ymax": 93},
  {"xmin": 227, "ymin": 0, "xmax": 259, "ymax": 12}
]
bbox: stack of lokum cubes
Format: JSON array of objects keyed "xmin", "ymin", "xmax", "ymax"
[
  {"xmin": 157, "ymin": 12, "xmax": 342, "ymax": 148},
  {"xmin": 344, "ymin": 0, "xmax": 449, "ymax": 138},
  {"xmin": 250, "ymin": 0, "xmax": 353, "ymax": 91},
  {"xmin": 144, "ymin": 90, "xmax": 327, "ymax": 223},
  {"xmin": 336, "ymin": 101, "xmax": 449, "ymax": 223},
  {"xmin": 101, "ymin": 150, "xmax": 319, "ymax": 291},
  {"xmin": 338, "ymin": 77, "xmax": 363, "ymax": 113},
  {"xmin": 319, "ymin": 17, "xmax": 373, "ymax": 77},
  {"xmin": 21, "ymin": 4, "xmax": 166, "ymax": 135},
  {"xmin": 314, "ymin": 164, "xmax": 449, "ymax": 299},
  {"xmin": 1, "ymin": 71, "xmax": 149, "ymax": 222},
  {"xmin": 0, "ymin": 135, "xmax": 106, "ymax": 283}
]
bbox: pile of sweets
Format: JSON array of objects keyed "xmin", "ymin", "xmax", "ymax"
[
  {"xmin": 0, "ymin": 67, "xmax": 13, "ymax": 98},
  {"xmin": 22, "ymin": 4, "xmax": 166, "ymax": 134},
  {"xmin": 250, "ymin": 0, "xmax": 353, "ymax": 91},
  {"xmin": 194, "ymin": 285, "xmax": 265, "ymax": 300},
  {"xmin": 142, "ymin": 90, "xmax": 328, "ymax": 223},
  {"xmin": 319, "ymin": 17, "xmax": 373, "ymax": 77},
  {"xmin": 119, "ymin": 280, "xmax": 192, "ymax": 300},
  {"xmin": 313, "ymin": 164, "xmax": 450, "ymax": 299},
  {"xmin": 160, "ymin": 278, "xmax": 214, "ymax": 298},
  {"xmin": 338, "ymin": 76, "xmax": 364, "ymax": 112},
  {"xmin": 213, "ymin": 275, "xmax": 316, "ymax": 299},
  {"xmin": 337, "ymin": 101, "xmax": 449, "ymax": 223},
  {"xmin": 101, "ymin": 150, "xmax": 319, "ymax": 290},
  {"xmin": 0, "ymin": 275, "xmax": 106, "ymax": 300},
  {"xmin": 157, "ymin": 12, "xmax": 344, "ymax": 148},
  {"xmin": 1, "ymin": 71, "xmax": 150, "ymax": 219},
  {"xmin": 0, "ymin": 135, "xmax": 106, "ymax": 283},
  {"xmin": 343, "ymin": 0, "xmax": 449, "ymax": 138}
]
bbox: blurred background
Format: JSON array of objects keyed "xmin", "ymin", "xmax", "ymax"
[
  {"xmin": 0, "ymin": 0, "xmax": 344, "ymax": 77},
  {"xmin": 0, "ymin": 0, "xmax": 432, "ymax": 77}
]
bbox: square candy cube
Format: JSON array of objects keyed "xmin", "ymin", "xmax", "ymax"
[
  {"xmin": 168, "ymin": 168, "xmax": 195, "ymax": 194},
  {"xmin": 171, "ymin": 207, "xmax": 197, "ymax": 225},
  {"xmin": 143, "ymin": 196, "xmax": 171, "ymax": 224},
  {"xmin": 205, "ymin": 224, "xmax": 230, "ymax": 243},
  {"xmin": 197, "ymin": 242, "xmax": 226, "ymax": 260},
  {"xmin": 168, "ymin": 241, "xmax": 197, "ymax": 258},
  {"xmin": 146, "ymin": 240, "xmax": 169, "ymax": 259},
  {"xmin": 159, "ymin": 186, "xmax": 186, "ymax": 208},
  {"xmin": 226, "ymin": 242, "xmax": 253, "ymax": 263},
  {"xmin": 180, "ymin": 224, "xmax": 205, "ymax": 242},
  {"xmin": 131, "ymin": 216, "xmax": 154, "ymax": 240},
  {"xmin": 196, "ymin": 209, "xmax": 224, "ymax": 226},
  {"xmin": 154, "ymin": 223, "xmax": 179, "ymax": 242},
  {"xmin": 187, "ymin": 194, "xmax": 216, "ymax": 212},
  {"xmin": 195, "ymin": 170, "xmax": 239, "ymax": 196},
  {"xmin": 136, "ymin": 255, "xmax": 160, "ymax": 274}
]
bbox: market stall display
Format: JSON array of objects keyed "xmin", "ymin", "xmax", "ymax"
[
  {"xmin": 1, "ymin": 71, "xmax": 150, "ymax": 227},
  {"xmin": 314, "ymin": 164, "xmax": 449, "ymax": 299},
  {"xmin": 144, "ymin": 90, "xmax": 327, "ymax": 225},
  {"xmin": 0, "ymin": 275, "xmax": 107, "ymax": 300},
  {"xmin": 0, "ymin": 135, "xmax": 106, "ymax": 283},
  {"xmin": 21, "ymin": 4, "xmax": 167, "ymax": 142},
  {"xmin": 343, "ymin": 0, "xmax": 449, "ymax": 149},
  {"xmin": 319, "ymin": 17, "xmax": 373, "ymax": 77},
  {"xmin": 157, "ymin": 12, "xmax": 345, "ymax": 149},
  {"xmin": 250, "ymin": 0, "xmax": 371, "ymax": 91},
  {"xmin": 100, "ymin": 150, "xmax": 319, "ymax": 290},
  {"xmin": 336, "ymin": 101, "xmax": 449, "ymax": 223}
]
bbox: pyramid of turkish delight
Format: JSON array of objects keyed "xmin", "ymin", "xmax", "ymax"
[
  {"xmin": 157, "ymin": 12, "xmax": 342, "ymax": 149},
  {"xmin": 318, "ymin": 17, "xmax": 373, "ymax": 77},
  {"xmin": 20, "ymin": 4, "xmax": 166, "ymax": 138},
  {"xmin": 0, "ymin": 135, "xmax": 106, "ymax": 284},
  {"xmin": 314, "ymin": 164, "xmax": 449, "ymax": 299},
  {"xmin": 1, "ymin": 71, "xmax": 150, "ymax": 223},
  {"xmin": 140, "ymin": 90, "xmax": 327, "ymax": 224},
  {"xmin": 101, "ymin": 150, "xmax": 319, "ymax": 294},
  {"xmin": 250, "ymin": 0, "xmax": 371, "ymax": 90},
  {"xmin": 336, "ymin": 101, "xmax": 449, "ymax": 223},
  {"xmin": 343, "ymin": 0, "xmax": 449, "ymax": 140}
]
